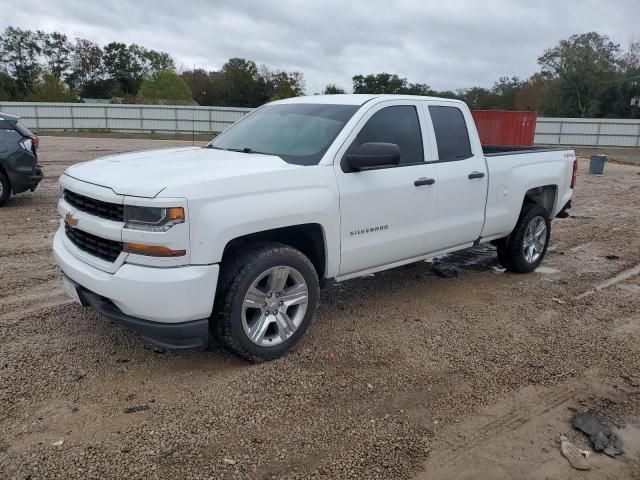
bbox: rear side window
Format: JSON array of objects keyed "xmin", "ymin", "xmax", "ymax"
[
  {"xmin": 0, "ymin": 119, "xmax": 12, "ymax": 130},
  {"xmin": 351, "ymin": 105, "xmax": 424, "ymax": 165},
  {"xmin": 429, "ymin": 106, "xmax": 472, "ymax": 161}
]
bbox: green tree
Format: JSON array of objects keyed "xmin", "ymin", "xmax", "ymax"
[
  {"xmin": 0, "ymin": 72, "xmax": 18, "ymax": 100},
  {"xmin": 538, "ymin": 32, "xmax": 620, "ymax": 117},
  {"xmin": 137, "ymin": 70, "xmax": 192, "ymax": 103},
  {"xmin": 0, "ymin": 27, "xmax": 44, "ymax": 97},
  {"xmin": 323, "ymin": 84, "xmax": 345, "ymax": 94},
  {"xmin": 221, "ymin": 57, "xmax": 260, "ymax": 107},
  {"xmin": 618, "ymin": 40, "xmax": 640, "ymax": 73},
  {"xmin": 515, "ymin": 74, "xmax": 549, "ymax": 112},
  {"xmin": 26, "ymin": 72, "xmax": 76, "ymax": 102},
  {"xmin": 144, "ymin": 50, "xmax": 175, "ymax": 77},
  {"xmin": 181, "ymin": 68, "xmax": 214, "ymax": 105},
  {"xmin": 491, "ymin": 76, "xmax": 522, "ymax": 109},
  {"xmin": 434, "ymin": 90, "xmax": 461, "ymax": 99},
  {"xmin": 352, "ymin": 73, "xmax": 433, "ymax": 95},
  {"xmin": 78, "ymin": 79, "xmax": 121, "ymax": 99},
  {"xmin": 352, "ymin": 73, "xmax": 407, "ymax": 94},
  {"xmin": 458, "ymin": 87, "xmax": 495, "ymax": 109},
  {"xmin": 102, "ymin": 42, "xmax": 147, "ymax": 94},
  {"xmin": 42, "ymin": 31, "xmax": 72, "ymax": 79},
  {"xmin": 68, "ymin": 38, "xmax": 104, "ymax": 92},
  {"xmin": 268, "ymin": 71, "xmax": 305, "ymax": 100}
]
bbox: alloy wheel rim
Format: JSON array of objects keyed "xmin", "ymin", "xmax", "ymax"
[
  {"xmin": 522, "ymin": 216, "xmax": 547, "ymax": 264},
  {"xmin": 241, "ymin": 265, "xmax": 309, "ymax": 347}
]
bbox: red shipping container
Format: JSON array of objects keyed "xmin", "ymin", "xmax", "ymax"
[{"xmin": 471, "ymin": 110, "xmax": 537, "ymax": 146}]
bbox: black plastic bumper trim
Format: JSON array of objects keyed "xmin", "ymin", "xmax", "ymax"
[
  {"xmin": 556, "ymin": 200, "xmax": 572, "ymax": 219},
  {"xmin": 8, "ymin": 166, "xmax": 43, "ymax": 194},
  {"xmin": 75, "ymin": 284, "xmax": 209, "ymax": 350}
]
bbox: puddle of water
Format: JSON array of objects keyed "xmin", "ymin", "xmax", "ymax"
[
  {"xmin": 423, "ymin": 246, "xmax": 565, "ymax": 276},
  {"xmin": 535, "ymin": 266, "xmax": 561, "ymax": 274},
  {"xmin": 428, "ymin": 244, "xmax": 501, "ymax": 273}
]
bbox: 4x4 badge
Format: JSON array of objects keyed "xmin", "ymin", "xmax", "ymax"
[{"xmin": 65, "ymin": 211, "xmax": 78, "ymax": 227}]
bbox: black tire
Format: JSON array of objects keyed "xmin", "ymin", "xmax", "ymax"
[
  {"xmin": 496, "ymin": 204, "xmax": 551, "ymax": 273},
  {"xmin": 213, "ymin": 242, "xmax": 320, "ymax": 362},
  {"xmin": 0, "ymin": 171, "xmax": 10, "ymax": 207}
]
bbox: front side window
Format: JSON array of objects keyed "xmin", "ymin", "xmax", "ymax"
[
  {"xmin": 429, "ymin": 105, "xmax": 472, "ymax": 161},
  {"xmin": 349, "ymin": 105, "xmax": 424, "ymax": 166},
  {"xmin": 209, "ymin": 103, "xmax": 358, "ymax": 166}
]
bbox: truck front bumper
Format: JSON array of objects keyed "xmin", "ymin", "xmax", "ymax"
[{"xmin": 53, "ymin": 229, "xmax": 218, "ymax": 350}]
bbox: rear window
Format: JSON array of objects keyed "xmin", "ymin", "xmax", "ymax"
[
  {"xmin": 14, "ymin": 122, "xmax": 35, "ymax": 137},
  {"xmin": 429, "ymin": 106, "xmax": 472, "ymax": 161}
]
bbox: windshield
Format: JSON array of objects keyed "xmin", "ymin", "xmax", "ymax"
[{"xmin": 209, "ymin": 103, "xmax": 359, "ymax": 166}]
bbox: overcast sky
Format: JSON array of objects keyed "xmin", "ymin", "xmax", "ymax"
[{"xmin": 2, "ymin": 0, "xmax": 639, "ymax": 94}]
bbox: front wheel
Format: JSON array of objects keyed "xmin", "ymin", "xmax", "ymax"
[
  {"xmin": 497, "ymin": 204, "xmax": 551, "ymax": 273},
  {"xmin": 214, "ymin": 242, "xmax": 319, "ymax": 362}
]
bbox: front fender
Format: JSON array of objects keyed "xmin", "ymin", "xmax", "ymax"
[{"xmin": 188, "ymin": 184, "xmax": 340, "ymax": 278}]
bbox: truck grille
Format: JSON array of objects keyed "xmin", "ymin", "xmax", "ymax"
[
  {"xmin": 63, "ymin": 189, "xmax": 124, "ymax": 222},
  {"xmin": 65, "ymin": 225, "xmax": 123, "ymax": 262}
]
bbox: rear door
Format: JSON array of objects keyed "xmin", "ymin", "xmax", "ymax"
[
  {"xmin": 423, "ymin": 102, "xmax": 488, "ymax": 252},
  {"xmin": 334, "ymin": 100, "xmax": 438, "ymax": 276}
]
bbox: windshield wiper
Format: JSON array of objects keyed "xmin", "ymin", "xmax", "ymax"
[
  {"xmin": 225, "ymin": 147, "xmax": 253, "ymax": 153},
  {"xmin": 207, "ymin": 144, "xmax": 275, "ymax": 156},
  {"xmin": 223, "ymin": 147, "xmax": 275, "ymax": 156}
]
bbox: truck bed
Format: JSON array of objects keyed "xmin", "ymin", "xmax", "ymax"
[{"xmin": 482, "ymin": 145, "xmax": 571, "ymax": 156}]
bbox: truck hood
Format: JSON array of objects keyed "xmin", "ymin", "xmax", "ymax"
[{"xmin": 64, "ymin": 147, "xmax": 299, "ymax": 197}]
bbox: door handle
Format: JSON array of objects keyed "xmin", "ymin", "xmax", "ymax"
[
  {"xmin": 468, "ymin": 171, "xmax": 485, "ymax": 179},
  {"xmin": 414, "ymin": 178, "xmax": 436, "ymax": 186}
]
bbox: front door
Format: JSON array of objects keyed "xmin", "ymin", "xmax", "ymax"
[{"xmin": 334, "ymin": 101, "xmax": 438, "ymax": 276}]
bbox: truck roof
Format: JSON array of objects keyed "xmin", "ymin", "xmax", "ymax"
[{"xmin": 272, "ymin": 94, "xmax": 466, "ymax": 106}]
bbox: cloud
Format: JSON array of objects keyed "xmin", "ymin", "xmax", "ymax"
[{"xmin": 2, "ymin": 0, "xmax": 639, "ymax": 94}]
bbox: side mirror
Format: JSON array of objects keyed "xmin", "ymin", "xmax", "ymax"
[{"xmin": 343, "ymin": 142, "xmax": 401, "ymax": 172}]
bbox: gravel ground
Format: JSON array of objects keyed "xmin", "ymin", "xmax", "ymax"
[{"xmin": 1, "ymin": 136, "xmax": 639, "ymax": 479}]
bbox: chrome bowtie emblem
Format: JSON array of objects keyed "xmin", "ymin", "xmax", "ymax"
[{"xmin": 65, "ymin": 211, "xmax": 78, "ymax": 227}]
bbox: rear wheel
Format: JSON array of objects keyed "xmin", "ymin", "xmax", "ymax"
[
  {"xmin": 496, "ymin": 204, "xmax": 551, "ymax": 273},
  {"xmin": 0, "ymin": 171, "xmax": 10, "ymax": 207},
  {"xmin": 213, "ymin": 242, "xmax": 319, "ymax": 362}
]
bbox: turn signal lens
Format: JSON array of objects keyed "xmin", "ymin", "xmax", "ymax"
[
  {"xmin": 167, "ymin": 207, "xmax": 184, "ymax": 221},
  {"xmin": 124, "ymin": 243, "xmax": 186, "ymax": 257}
]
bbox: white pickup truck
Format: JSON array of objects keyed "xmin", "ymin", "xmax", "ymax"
[{"xmin": 54, "ymin": 95, "xmax": 576, "ymax": 361}]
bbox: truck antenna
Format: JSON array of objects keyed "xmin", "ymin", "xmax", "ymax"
[{"xmin": 192, "ymin": 64, "xmax": 196, "ymax": 146}]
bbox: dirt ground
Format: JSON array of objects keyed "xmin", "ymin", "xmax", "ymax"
[{"xmin": 1, "ymin": 136, "xmax": 640, "ymax": 480}]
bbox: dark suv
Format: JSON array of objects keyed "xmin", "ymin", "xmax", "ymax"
[{"xmin": 0, "ymin": 112, "xmax": 43, "ymax": 206}]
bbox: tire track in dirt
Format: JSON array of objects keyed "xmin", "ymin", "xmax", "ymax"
[{"xmin": 0, "ymin": 279, "xmax": 69, "ymax": 326}]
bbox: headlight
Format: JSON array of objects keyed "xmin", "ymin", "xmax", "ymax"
[{"xmin": 124, "ymin": 206, "xmax": 185, "ymax": 232}]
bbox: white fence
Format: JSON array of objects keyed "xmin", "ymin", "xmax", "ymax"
[
  {"xmin": 0, "ymin": 102, "xmax": 252, "ymax": 135},
  {"xmin": 1, "ymin": 102, "xmax": 640, "ymax": 147},
  {"xmin": 534, "ymin": 117, "xmax": 640, "ymax": 147}
]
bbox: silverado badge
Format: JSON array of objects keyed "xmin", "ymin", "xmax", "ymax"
[{"xmin": 64, "ymin": 211, "xmax": 78, "ymax": 227}]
